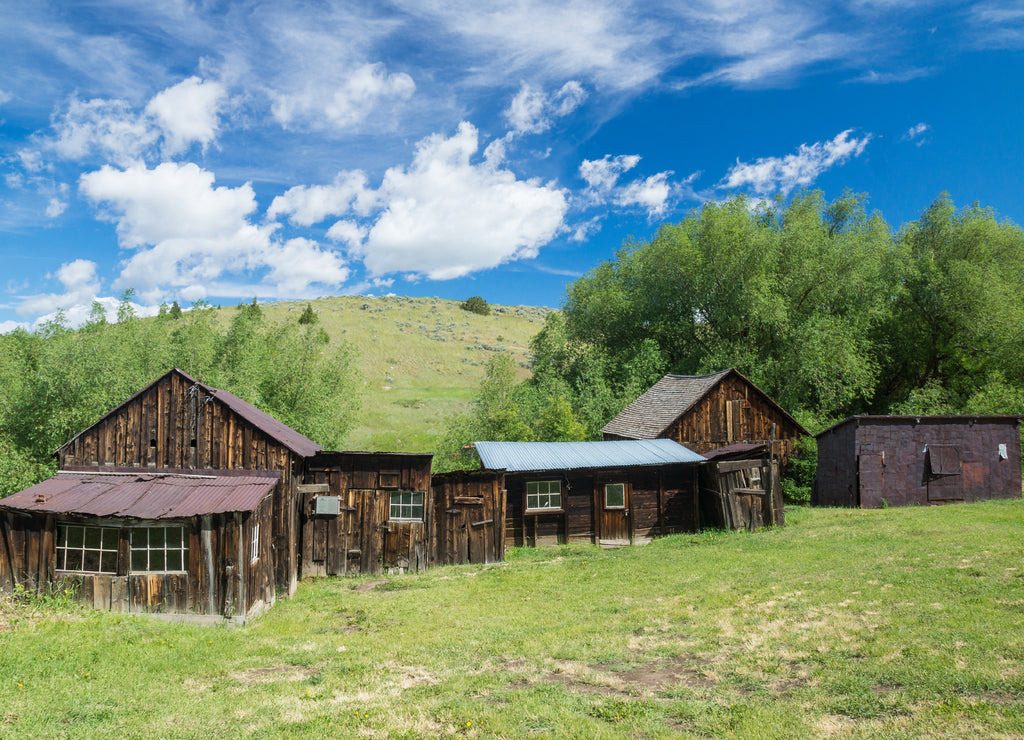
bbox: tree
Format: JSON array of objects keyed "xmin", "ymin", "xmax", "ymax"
[
  {"xmin": 169, "ymin": 300, "xmax": 183, "ymax": 319},
  {"xmin": 460, "ymin": 296, "xmax": 490, "ymax": 315},
  {"xmin": 298, "ymin": 303, "xmax": 319, "ymax": 325}
]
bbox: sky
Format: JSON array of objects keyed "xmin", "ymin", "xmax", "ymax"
[{"xmin": 2, "ymin": 1, "xmax": 1024, "ymax": 332}]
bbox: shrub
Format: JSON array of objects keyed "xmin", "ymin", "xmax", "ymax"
[
  {"xmin": 460, "ymin": 296, "xmax": 490, "ymax": 316},
  {"xmin": 298, "ymin": 303, "xmax": 319, "ymax": 325}
]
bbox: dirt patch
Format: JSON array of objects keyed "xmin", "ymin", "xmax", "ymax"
[
  {"xmin": 615, "ymin": 655, "xmax": 717, "ymax": 691},
  {"xmin": 354, "ymin": 579, "xmax": 387, "ymax": 593},
  {"xmin": 232, "ymin": 665, "xmax": 320, "ymax": 684}
]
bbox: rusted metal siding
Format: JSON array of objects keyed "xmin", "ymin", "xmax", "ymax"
[{"xmin": 814, "ymin": 416, "xmax": 1022, "ymax": 509}]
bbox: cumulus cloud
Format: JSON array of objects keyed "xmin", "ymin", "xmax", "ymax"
[
  {"xmin": 504, "ymin": 80, "xmax": 586, "ymax": 135},
  {"xmin": 79, "ymin": 161, "xmax": 347, "ymax": 302},
  {"xmin": 357, "ymin": 122, "xmax": 568, "ymax": 278},
  {"xmin": 0, "ymin": 320, "xmax": 30, "ymax": 334},
  {"xmin": 268, "ymin": 171, "xmax": 374, "ymax": 226},
  {"xmin": 579, "ymin": 154, "xmax": 640, "ymax": 191},
  {"xmin": 578, "ymin": 154, "xmax": 673, "ymax": 217},
  {"xmin": 51, "ymin": 96, "xmax": 157, "ymax": 165},
  {"xmin": 18, "ymin": 258, "xmax": 101, "ymax": 317},
  {"xmin": 271, "ymin": 62, "xmax": 415, "ymax": 130},
  {"xmin": 325, "ymin": 219, "xmax": 368, "ymax": 248},
  {"xmin": 45, "ymin": 198, "xmax": 67, "ymax": 218},
  {"xmin": 615, "ymin": 172, "xmax": 672, "ymax": 217},
  {"xmin": 721, "ymin": 130, "xmax": 871, "ymax": 196},
  {"xmin": 145, "ymin": 76, "xmax": 227, "ymax": 155}
]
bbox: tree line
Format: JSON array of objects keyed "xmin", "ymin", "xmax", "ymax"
[
  {"xmin": 434, "ymin": 192, "xmax": 1024, "ymax": 473},
  {"xmin": 0, "ymin": 298, "xmax": 360, "ymax": 497}
]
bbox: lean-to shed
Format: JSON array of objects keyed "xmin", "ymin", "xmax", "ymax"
[
  {"xmin": 602, "ymin": 369, "xmax": 808, "ymax": 466},
  {"xmin": 475, "ymin": 439, "xmax": 705, "ymax": 548},
  {"xmin": 0, "ymin": 469, "xmax": 277, "ymax": 622},
  {"xmin": 813, "ymin": 415, "xmax": 1022, "ymax": 508}
]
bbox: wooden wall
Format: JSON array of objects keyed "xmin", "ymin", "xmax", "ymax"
[
  {"xmin": 0, "ymin": 509, "xmax": 271, "ymax": 620},
  {"xmin": 665, "ymin": 374, "xmax": 803, "ymax": 466},
  {"xmin": 815, "ymin": 419, "xmax": 1022, "ymax": 509},
  {"xmin": 700, "ymin": 459, "xmax": 785, "ymax": 530},
  {"xmin": 56, "ymin": 370, "xmax": 301, "ymax": 595},
  {"xmin": 431, "ymin": 472, "xmax": 506, "ymax": 566},
  {"xmin": 504, "ymin": 465, "xmax": 700, "ymax": 547}
]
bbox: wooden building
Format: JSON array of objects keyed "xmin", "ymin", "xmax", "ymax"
[
  {"xmin": 475, "ymin": 440, "xmax": 705, "ymax": 548},
  {"xmin": 699, "ymin": 444, "xmax": 785, "ymax": 531},
  {"xmin": 813, "ymin": 415, "xmax": 1022, "ymax": 509},
  {"xmin": 52, "ymin": 368, "xmax": 321, "ymax": 595},
  {"xmin": 0, "ymin": 469, "xmax": 277, "ymax": 622},
  {"xmin": 601, "ymin": 369, "xmax": 808, "ymax": 466}
]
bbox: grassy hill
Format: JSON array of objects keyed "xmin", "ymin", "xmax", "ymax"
[
  {"xmin": 2, "ymin": 500, "xmax": 1022, "ymax": 737},
  {"xmin": 250, "ymin": 295, "xmax": 553, "ymax": 452}
]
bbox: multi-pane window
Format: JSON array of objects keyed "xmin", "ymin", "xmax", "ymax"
[
  {"xmin": 57, "ymin": 525, "xmax": 118, "ymax": 573},
  {"xmin": 526, "ymin": 480, "xmax": 561, "ymax": 511},
  {"xmin": 251, "ymin": 523, "xmax": 260, "ymax": 563},
  {"xmin": 389, "ymin": 491, "xmax": 424, "ymax": 521},
  {"xmin": 605, "ymin": 483, "xmax": 626, "ymax": 509},
  {"xmin": 130, "ymin": 526, "xmax": 188, "ymax": 573}
]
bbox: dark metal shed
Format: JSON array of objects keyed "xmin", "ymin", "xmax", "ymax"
[{"xmin": 813, "ymin": 415, "xmax": 1022, "ymax": 509}]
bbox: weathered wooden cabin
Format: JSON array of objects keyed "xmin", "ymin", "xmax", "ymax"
[
  {"xmin": 51, "ymin": 368, "xmax": 321, "ymax": 596},
  {"xmin": 602, "ymin": 369, "xmax": 808, "ymax": 466},
  {"xmin": 813, "ymin": 415, "xmax": 1022, "ymax": 509},
  {"xmin": 0, "ymin": 469, "xmax": 277, "ymax": 622},
  {"xmin": 475, "ymin": 440, "xmax": 705, "ymax": 548},
  {"xmin": 699, "ymin": 444, "xmax": 785, "ymax": 531}
]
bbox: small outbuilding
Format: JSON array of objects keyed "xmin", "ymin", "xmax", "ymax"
[
  {"xmin": 813, "ymin": 415, "xmax": 1022, "ymax": 508},
  {"xmin": 601, "ymin": 369, "xmax": 808, "ymax": 466},
  {"xmin": 475, "ymin": 439, "xmax": 705, "ymax": 548},
  {"xmin": 0, "ymin": 469, "xmax": 278, "ymax": 622}
]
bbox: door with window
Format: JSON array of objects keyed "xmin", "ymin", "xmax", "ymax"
[{"xmin": 597, "ymin": 482, "xmax": 631, "ymax": 544}]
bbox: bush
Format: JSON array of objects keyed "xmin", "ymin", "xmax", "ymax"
[
  {"xmin": 298, "ymin": 303, "xmax": 319, "ymax": 325},
  {"xmin": 460, "ymin": 296, "xmax": 490, "ymax": 316},
  {"xmin": 781, "ymin": 436, "xmax": 817, "ymax": 505}
]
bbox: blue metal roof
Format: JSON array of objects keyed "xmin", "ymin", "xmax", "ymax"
[{"xmin": 474, "ymin": 439, "xmax": 705, "ymax": 473}]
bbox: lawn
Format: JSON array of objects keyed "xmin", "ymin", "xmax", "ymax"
[{"xmin": 1, "ymin": 500, "xmax": 1022, "ymax": 738}]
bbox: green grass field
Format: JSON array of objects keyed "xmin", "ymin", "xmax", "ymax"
[
  {"xmin": 253, "ymin": 295, "xmax": 552, "ymax": 452},
  {"xmin": 2, "ymin": 500, "xmax": 1022, "ymax": 738}
]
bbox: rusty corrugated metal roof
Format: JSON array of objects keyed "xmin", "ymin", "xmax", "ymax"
[
  {"xmin": 0, "ymin": 470, "xmax": 280, "ymax": 518},
  {"xmin": 474, "ymin": 439, "xmax": 705, "ymax": 473},
  {"xmin": 58, "ymin": 368, "xmax": 322, "ymax": 459},
  {"xmin": 601, "ymin": 369, "xmax": 808, "ymax": 439}
]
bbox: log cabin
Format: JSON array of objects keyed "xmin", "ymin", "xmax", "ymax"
[
  {"xmin": 475, "ymin": 439, "xmax": 705, "ymax": 548},
  {"xmin": 601, "ymin": 369, "xmax": 808, "ymax": 467}
]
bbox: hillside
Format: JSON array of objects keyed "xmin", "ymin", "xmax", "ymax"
[{"xmin": 253, "ymin": 295, "xmax": 553, "ymax": 451}]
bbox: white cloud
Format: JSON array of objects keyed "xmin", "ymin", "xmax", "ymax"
[
  {"xmin": 145, "ymin": 76, "xmax": 227, "ymax": 155},
  {"xmin": 849, "ymin": 67, "xmax": 933, "ymax": 84},
  {"xmin": 325, "ymin": 219, "xmax": 368, "ymax": 248},
  {"xmin": 51, "ymin": 96, "xmax": 157, "ymax": 165},
  {"xmin": 271, "ymin": 62, "xmax": 415, "ymax": 130},
  {"xmin": 721, "ymin": 130, "xmax": 872, "ymax": 196},
  {"xmin": 45, "ymin": 198, "xmax": 67, "ymax": 218},
  {"xmin": 579, "ymin": 154, "xmax": 640, "ymax": 191},
  {"xmin": 615, "ymin": 171, "xmax": 672, "ymax": 217},
  {"xmin": 18, "ymin": 258, "xmax": 101, "ymax": 316},
  {"xmin": 903, "ymin": 122, "xmax": 930, "ymax": 141},
  {"xmin": 504, "ymin": 80, "xmax": 587, "ymax": 135},
  {"xmin": 268, "ymin": 171, "xmax": 374, "ymax": 226},
  {"xmin": 79, "ymin": 161, "xmax": 347, "ymax": 302},
  {"xmin": 0, "ymin": 320, "xmax": 30, "ymax": 334},
  {"xmin": 357, "ymin": 121, "xmax": 568, "ymax": 279},
  {"xmin": 0, "ymin": 89, "xmax": 11, "ymax": 106}
]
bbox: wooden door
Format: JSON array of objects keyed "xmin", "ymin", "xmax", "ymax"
[
  {"xmin": 858, "ymin": 453, "xmax": 884, "ymax": 508},
  {"xmin": 598, "ymin": 482, "xmax": 630, "ymax": 545}
]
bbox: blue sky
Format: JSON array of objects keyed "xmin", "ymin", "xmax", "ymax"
[{"xmin": 2, "ymin": 1, "xmax": 1024, "ymax": 331}]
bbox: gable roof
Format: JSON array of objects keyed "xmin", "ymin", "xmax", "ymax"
[
  {"xmin": 474, "ymin": 439, "xmax": 705, "ymax": 473},
  {"xmin": 601, "ymin": 368, "xmax": 808, "ymax": 439},
  {"xmin": 58, "ymin": 368, "xmax": 322, "ymax": 459},
  {"xmin": 0, "ymin": 469, "xmax": 280, "ymax": 518}
]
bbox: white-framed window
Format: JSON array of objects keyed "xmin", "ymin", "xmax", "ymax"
[
  {"xmin": 130, "ymin": 525, "xmax": 188, "ymax": 573},
  {"xmin": 526, "ymin": 480, "xmax": 561, "ymax": 511},
  {"xmin": 251, "ymin": 522, "xmax": 260, "ymax": 563},
  {"xmin": 605, "ymin": 483, "xmax": 626, "ymax": 509},
  {"xmin": 57, "ymin": 525, "xmax": 118, "ymax": 574},
  {"xmin": 389, "ymin": 490, "xmax": 424, "ymax": 521}
]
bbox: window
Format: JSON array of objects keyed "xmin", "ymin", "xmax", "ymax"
[
  {"xmin": 526, "ymin": 480, "xmax": 561, "ymax": 511},
  {"xmin": 130, "ymin": 526, "xmax": 188, "ymax": 573},
  {"xmin": 605, "ymin": 483, "xmax": 626, "ymax": 509},
  {"xmin": 57, "ymin": 525, "xmax": 118, "ymax": 573},
  {"xmin": 378, "ymin": 472, "xmax": 401, "ymax": 489},
  {"xmin": 251, "ymin": 523, "xmax": 260, "ymax": 564},
  {"xmin": 389, "ymin": 490, "xmax": 424, "ymax": 521}
]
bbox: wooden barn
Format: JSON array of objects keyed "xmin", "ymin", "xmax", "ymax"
[
  {"xmin": 813, "ymin": 415, "xmax": 1022, "ymax": 509},
  {"xmin": 601, "ymin": 369, "xmax": 808, "ymax": 466},
  {"xmin": 699, "ymin": 444, "xmax": 785, "ymax": 531},
  {"xmin": 475, "ymin": 440, "xmax": 705, "ymax": 548},
  {"xmin": 0, "ymin": 469, "xmax": 278, "ymax": 622},
  {"xmin": 48, "ymin": 368, "xmax": 321, "ymax": 596}
]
